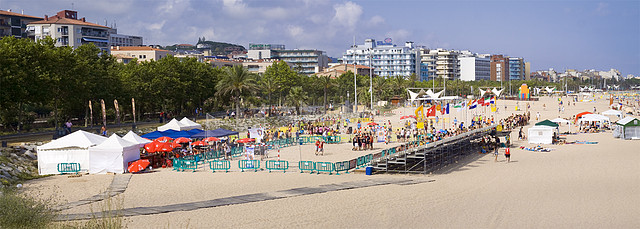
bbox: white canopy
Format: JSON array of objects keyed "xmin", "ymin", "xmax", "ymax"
[
  {"xmin": 581, "ymin": 114, "xmax": 610, "ymax": 122},
  {"xmin": 179, "ymin": 117, "xmax": 202, "ymax": 130},
  {"xmin": 37, "ymin": 130, "xmax": 107, "ymax": 175},
  {"xmin": 89, "ymin": 134, "xmax": 140, "ymax": 174},
  {"xmin": 122, "ymin": 131, "xmax": 152, "ymax": 147},
  {"xmin": 528, "ymin": 126, "xmax": 556, "ymax": 144},
  {"xmin": 602, "ymin": 109, "xmax": 623, "ymax": 118},
  {"xmin": 550, "ymin": 118, "xmax": 571, "ymax": 124},
  {"xmin": 157, "ymin": 118, "xmax": 188, "ymax": 131}
]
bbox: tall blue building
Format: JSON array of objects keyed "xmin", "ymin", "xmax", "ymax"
[{"xmin": 508, "ymin": 57, "xmax": 525, "ymax": 80}]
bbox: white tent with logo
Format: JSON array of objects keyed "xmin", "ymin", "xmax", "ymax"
[
  {"xmin": 528, "ymin": 125, "xmax": 556, "ymax": 144},
  {"xmin": 122, "ymin": 131, "xmax": 152, "ymax": 147},
  {"xmin": 89, "ymin": 134, "xmax": 140, "ymax": 174},
  {"xmin": 179, "ymin": 117, "xmax": 202, "ymax": 130},
  {"xmin": 37, "ymin": 130, "xmax": 107, "ymax": 175},
  {"xmin": 602, "ymin": 109, "xmax": 623, "ymax": 118},
  {"xmin": 157, "ymin": 118, "xmax": 188, "ymax": 131}
]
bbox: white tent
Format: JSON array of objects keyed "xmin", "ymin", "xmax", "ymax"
[
  {"xmin": 550, "ymin": 118, "xmax": 571, "ymax": 124},
  {"xmin": 602, "ymin": 109, "xmax": 623, "ymax": 118},
  {"xmin": 122, "ymin": 131, "xmax": 152, "ymax": 147},
  {"xmin": 580, "ymin": 114, "xmax": 610, "ymax": 123},
  {"xmin": 157, "ymin": 118, "xmax": 188, "ymax": 131},
  {"xmin": 37, "ymin": 130, "xmax": 107, "ymax": 175},
  {"xmin": 179, "ymin": 117, "xmax": 202, "ymax": 130},
  {"xmin": 528, "ymin": 126, "xmax": 556, "ymax": 144},
  {"xmin": 89, "ymin": 134, "xmax": 140, "ymax": 174}
]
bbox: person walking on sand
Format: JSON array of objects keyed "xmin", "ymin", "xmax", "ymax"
[
  {"xmin": 494, "ymin": 136, "xmax": 501, "ymax": 162},
  {"xmin": 505, "ymin": 147, "xmax": 511, "ymax": 163}
]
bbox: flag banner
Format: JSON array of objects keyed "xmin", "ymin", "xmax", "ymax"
[
  {"xmin": 469, "ymin": 100, "xmax": 477, "ymax": 109},
  {"xmin": 415, "ymin": 105, "xmax": 424, "ymax": 120},
  {"xmin": 132, "ymin": 98, "xmax": 136, "ymax": 124},
  {"xmin": 114, "ymin": 99, "xmax": 120, "ymax": 124},
  {"xmin": 446, "ymin": 103, "xmax": 450, "ymax": 114},
  {"xmin": 89, "ymin": 100, "xmax": 93, "ymax": 127},
  {"xmin": 477, "ymin": 97, "xmax": 485, "ymax": 106},
  {"xmin": 490, "ymin": 96, "xmax": 496, "ymax": 104},
  {"xmin": 427, "ymin": 105, "xmax": 436, "ymax": 117},
  {"xmin": 100, "ymin": 99, "xmax": 106, "ymax": 127}
]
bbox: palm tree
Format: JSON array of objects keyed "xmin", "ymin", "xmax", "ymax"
[
  {"xmin": 286, "ymin": 86, "xmax": 308, "ymax": 115},
  {"xmin": 317, "ymin": 75, "xmax": 335, "ymax": 113},
  {"xmin": 215, "ymin": 65, "xmax": 258, "ymax": 119},
  {"xmin": 260, "ymin": 75, "xmax": 278, "ymax": 115}
]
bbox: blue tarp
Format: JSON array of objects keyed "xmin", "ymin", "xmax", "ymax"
[
  {"xmin": 141, "ymin": 129, "xmax": 205, "ymax": 140},
  {"xmin": 191, "ymin": 128, "xmax": 239, "ymax": 138}
]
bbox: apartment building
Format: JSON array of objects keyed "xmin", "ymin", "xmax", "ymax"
[
  {"xmin": 247, "ymin": 43, "xmax": 328, "ymax": 75},
  {"xmin": 110, "ymin": 46, "xmax": 174, "ymax": 62},
  {"xmin": 109, "ymin": 32, "xmax": 143, "ymax": 47},
  {"xmin": 27, "ymin": 10, "xmax": 112, "ymax": 52},
  {"xmin": 242, "ymin": 60, "xmax": 293, "ymax": 74},
  {"xmin": 343, "ymin": 38, "xmax": 419, "ymax": 78},
  {"xmin": 459, "ymin": 55, "xmax": 491, "ymax": 81},
  {"xmin": 508, "ymin": 57, "xmax": 525, "ymax": 80},
  {"xmin": 419, "ymin": 48, "xmax": 461, "ymax": 80},
  {"xmin": 490, "ymin": 55, "xmax": 509, "ymax": 81},
  {"xmin": 0, "ymin": 9, "xmax": 42, "ymax": 38},
  {"xmin": 316, "ymin": 64, "xmax": 373, "ymax": 78}
]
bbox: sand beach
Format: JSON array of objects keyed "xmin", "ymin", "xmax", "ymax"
[{"xmin": 24, "ymin": 94, "xmax": 640, "ymax": 228}]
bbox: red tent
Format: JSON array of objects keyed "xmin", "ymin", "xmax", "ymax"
[
  {"xmin": 154, "ymin": 136, "xmax": 173, "ymax": 142},
  {"xmin": 191, "ymin": 141, "xmax": 208, "ymax": 147},
  {"xmin": 203, "ymin": 137, "xmax": 220, "ymax": 142}
]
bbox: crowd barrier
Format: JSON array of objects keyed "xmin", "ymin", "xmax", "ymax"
[
  {"xmin": 265, "ymin": 160, "xmax": 289, "ymax": 173},
  {"xmin": 238, "ymin": 160, "xmax": 260, "ymax": 172},
  {"xmin": 315, "ymin": 162, "xmax": 334, "ymax": 175},
  {"xmin": 57, "ymin": 163, "xmax": 80, "ymax": 175},
  {"xmin": 172, "ymin": 159, "xmax": 198, "ymax": 172},
  {"xmin": 334, "ymin": 161, "xmax": 352, "ymax": 175},
  {"xmin": 299, "ymin": 161, "xmax": 315, "ymax": 173},
  {"xmin": 209, "ymin": 160, "xmax": 231, "ymax": 173}
]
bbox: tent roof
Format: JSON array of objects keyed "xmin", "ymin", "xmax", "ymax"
[
  {"xmin": 616, "ymin": 117, "xmax": 640, "ymax": 126},
  {"xmin": 535, "ymin": 120, "xmax": 559, "ymax": 127},
  {"xmin": 92, "ymin": 134, "xmax": 138, "ymax": 149},
  {"xmin": 38, "ymin": 130, "xmax": 107, "ymax": 150},
  {"xmin": 179, "ymin": 117, "xmax": 202, "ymax": 129},
  {"xmin": 122, "ymin": 131, "xmax": 152, "ymax": 145},
  {"xmin": 191, "ymin": 128, "xmax": 239, "ymax": 138},
  {"xmin": 582, "ymin": 114, "xmax": 610, "ymax": 122},
  {"xmin": 141, "ymin": 131, "xmax": 164, "ymax": 139},
  {"xmin": 550, "ymin": 118, "xmax": 570, "ymax": 124},
  {"xmin": 602, "ymin": 109, "xmax": 622, "ymax": 116},
  {"xmin": 158, "ymin": 118, "xmax": 187, "ymax": 131},
  {"xmin": 529, "ymin": 125, "xmax": 556, "ymax": 130}
]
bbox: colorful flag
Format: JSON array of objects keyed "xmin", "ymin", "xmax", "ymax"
[
  {"xmin": 490, "ymin": 96, "xmax": 496, "ymax": 104},
  {"xmin": 445, "ymin": 103, "xmax": 450, "ymax": 114},
  {"xmin": 427, "ymin": 105, "xmax": 436, "ymax": 117},
  {"xmin": 477, "ymin": 97, "xmax": 485, "ymax": 106},
  {"xmin": 469, "ymin": 100, "xmax": 478, "ymax": 109},
  {"xmin": 415, "ymin": 105, "xmax": 424, "ymax": 119}
]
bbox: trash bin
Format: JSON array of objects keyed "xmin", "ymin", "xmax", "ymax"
[{"xmin": 365, "ymin": 166, "xmax": 373, "ymax": 175}]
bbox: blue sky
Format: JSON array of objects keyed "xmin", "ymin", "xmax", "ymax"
[{"xmin": 1, "ymin": 0, "xmax": 638, "ymax": 76}]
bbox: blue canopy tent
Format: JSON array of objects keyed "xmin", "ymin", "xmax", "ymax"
[
  {"xmin": 191, "ymin": 128, "xmax": 239, "ymax": 138},
  {"xmin": 140, "ymin": 129, "xmax": 205, "ymax": 140}
]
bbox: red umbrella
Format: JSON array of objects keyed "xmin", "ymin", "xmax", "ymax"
[
  {"xmin": 400, "ymin": 115, "xmax": 416, "ymax": 120},
  {"xmin": 191, "ymin": 141, "xmax": 208, "ymax": 147},
  {"xmin": 174, "ymin": 137, "xmax": 192, "ymax": 144},
  {"xmin": 144, "ymin": 143, "xmax": 158, "ymax": 153},
  {"xmin": 170, "ymin": 142, "xmax": 182, "ymax": 148},
  {"xmin": 367, "ymin": 122, "xmax": 378, "ymax": 126},
  {"xmin": 203, "ymin": 137, "xmax": 220, "ymax": 142},
  {"xmin": 128, "ymin": 159, "xmax": 150, "ymax": 173},
  {"xmin": 237, "ymin": 138, "xmax": 255, "ymax": 143},
  {"xmin": 154, "ymin": 136, "xmax": 173, "ymax": 142},
  {"xmin": 156, "ymin": 142, "xmax": 175, "ymax": 152}
]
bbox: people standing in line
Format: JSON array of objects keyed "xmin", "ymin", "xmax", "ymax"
[
  {"xmin": 494, "ymin": 136, "xmax": 501, "ymax": 162},
  {"xmin": 518, "ymin": 127, "xmax": 524, "ymax": 140}
]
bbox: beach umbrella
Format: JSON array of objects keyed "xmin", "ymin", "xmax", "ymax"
[
  {"xmin": 174, "ymin": 137, "xmax": 192, "ymax": 144},
  {"xmin": 155, "ymin": 142, "xmax": 175, "ymax": 152},
  {"xmin": 367, "ymin": 122, "xmax": 378, "ymax": 126},
  {"xmin": 144, "ymin": 142, "xmax": 158, "ymax": 153},
  {"xmin": 400, "ymin": 116, "xmax": 416, "ymax": 120},
  {"xmin": 154, "ymin": 136, "xmax": 173, "ymax": 142},
  {"xmin": 128, "ymin": 159, "xmax": 150, "ymax": 173},
  {"xmin": 203, "ymin": 137, "xmax": 220, "ymax": 142},
  {"xmin": 237, "ymin": 138, "xmax": 255, "ymax": 143},
  {"xmin": 191, "ymin": 141, "xmax": 208, "ymax": 147}
]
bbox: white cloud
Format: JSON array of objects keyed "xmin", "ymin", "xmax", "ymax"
[
  {"xmin": 386, "ymin": 29, "xmax": 411, "ymax": 42},
  {"xmin": 222, "ymin": 0, "xmax": 249, "ymax": 17},
  {"xmin": 331, "ymin": 1, "xmax": 362, "ymax": 29},
  {"xmin": 287, "ymin": 25, "xmax": 304, "ymax": 38},
  {"xmin": 369, "ymin": 15, "xmax": 385, "ymax": 26},
  {"xmin": 595, "ymin": 2, "xmax": 610, "ymax": 16},
  {"xmin": 148, "ymin": 20, "xmax": 166, "ymax": 31}
]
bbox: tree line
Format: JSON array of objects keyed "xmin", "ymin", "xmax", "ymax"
[{"xmin": 1, "ymin": 36, "xmax": 616, "ymax": 132}]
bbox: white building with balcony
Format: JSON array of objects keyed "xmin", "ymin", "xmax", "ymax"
[
  {"xmin": 342, "ymin": 38, "xmax": 419, "ymax": 78},
  {"xmin": 419, "ymin": 48, "xmax": 460, "ymax": 80},
  {"xmin": 247, "ymin": 43, "xmax": 328, "ymax": 75},
  {"xmin": 459, "ymin": 56, "xmax": 491, "ymax": 81},
  {"xmin": 28, "ymin": 10, "xmax": 112, "ymax": 52}
]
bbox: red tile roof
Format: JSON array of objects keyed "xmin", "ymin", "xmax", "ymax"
[
  {"xmin": 0, "ymin": 10, "xmax": 43, "ymax": 19},
  {"xmin": 29, "ymin": 17, "xmax": 109, "ymax": 28}
]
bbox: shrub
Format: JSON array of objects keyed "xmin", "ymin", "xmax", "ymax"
[{"xmin": 0, "ymin": 187, "xmax": 56, "ymax": 229}]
